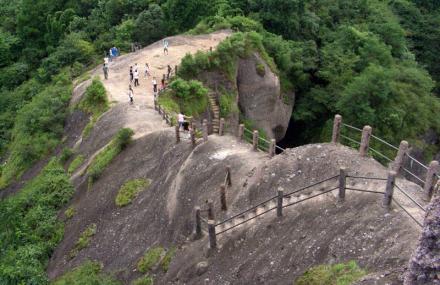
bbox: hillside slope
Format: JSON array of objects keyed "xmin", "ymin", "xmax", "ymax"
[{"xmin": 46, "ymin": 31, "xmax": 427, "ymax": 284}]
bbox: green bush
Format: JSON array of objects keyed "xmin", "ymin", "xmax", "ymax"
[
  {"xmin": 160, "ymin": 247, "xmax": 176, "ymax": 272},
  {"xmin": 53, "ymin": 260, "xmax": 120, "ymax": 285},
  {"xmin": 137, "ymin": 247, "xmax": 165, "ymax": 273},
  {"xmin": 87, "ymin": 128, "xmax": 134, "ymax": 184},
  {"xmin": 69, "ymin": 224, "xmax": 97, "ymax": 259},
  {"xmin": 0, "ymin": 159, "xmax": 74, "ymax": 284},
  {"xmin": 132, "ymin": 275, "xmax": 153, "ymax": 285},
  {"xmin": 115, "ymin": 179, "xmax": 151, "ymax": 207},
  {"xmin": 295, "ymin": 261, "xmax": 366, "ymax": 285},
  {"xmin": 59, "ymin": 147, "xmax": 74, "ymax": 164},
  {"xmin": 68, "ymin": 155, "xmax": 85, "ymax": 175},
  {"xmin": 256, "ymin": 63, "xmax": 265, "ymax": 77},
  {"xmin": 64, "ymin": 206, "xmax": 75, "ymax": 219},
  {"xmin": 165, "ymin": 78, "xmax": 209, "ymax": 117},
  {"xmin": 78, "ymin": 77, "xmax": 109, "ymax": 118},
  {"xmin": 219, "ymin": 91, "xmax": 237, "ymax": 118}
]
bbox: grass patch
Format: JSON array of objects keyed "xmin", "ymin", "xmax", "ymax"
[
  {"xmin": 256, "ymin": 62, "xmax": 266, "ymax": 77},
  {"xmin": 53, "ymin": 260, "xmax": 120, "ymax": 285},
  {"xmin": 160, "ymin": 247, "xmax": 176, "ymax": 273},
  {"xmin": 82, "ymin": 118, "xmax": 96, "ymax": 138},
  {"xmin": 132, "ymin": 275, "xmax": 154, "ymax": 285},
  {"xmin": 64, "ymin": 206, "xmax": 75, "ymax": 219},
  {"xmin": 68, "ymin": 155, "xmax": 85, "ymax": 175},
  {"xmin": 137, "ymin": 247, "xmax": 165, "ymax": 273},
  {"xmin": 69, "ymin": 224, "xmax": 97, "ymax": 259},
  {"xmin": 0, "ymin": 159, "xmax": 74, "ymax": 284},
  {"xmin": 219, "ymin": 90, "xmax": 238, "ymax": 118},
  {"xmin": 295, "ymin": 261, "xmax": 366, "ymax": 285},
  {"xmin": 87, "ymin": 128, "xmax": 134, "ymax": 185},
  {"xmin": 59, "ymin": 147, "xmax": 74, "ymax": 164},
  {"xmin": 115, "ymin": 178, "xmax": 151, "ymax": 207}
]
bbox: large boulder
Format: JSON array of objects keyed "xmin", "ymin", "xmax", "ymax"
[{"xmin": 237, "ymin": 53, "xmax": 294, "ymax": 141}]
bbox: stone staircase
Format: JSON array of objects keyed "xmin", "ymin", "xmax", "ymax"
[{"xmin": 207, "ymin": 92, "xmax": 220, "ymax": 133}]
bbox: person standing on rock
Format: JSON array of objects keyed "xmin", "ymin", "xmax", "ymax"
[
  {"xmin": 134, "ymin": 69, "xmax": 140, "ymax": 87},
  {"xmin": 163, "ymin": 39, "xmax": 169, "ymax": 55},
  {"xmin": 167, "ymin": 65, "xmax": 172, "ymax": 79},
  {"xmin": 152, "ymin": 77, "xmax": 158, "ymax": 95},
  {"xmin": 103, "ymin": 64, "xmax": 109, "ymax": 80},
  {"xmin": 128, "ymin": 85, "xmax": 134, "ymax": 104},
  {"xmin": 144, "ymin": 63, "xmax": 150, "ymax": 78},
  {"xmin": 129, "ymin": 66, "xmax": 133, "ymax": 82}
]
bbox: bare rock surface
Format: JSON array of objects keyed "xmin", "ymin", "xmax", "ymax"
[{"xmin": 237, "ymin": 53, "xmax": 294, "ymax": 141}]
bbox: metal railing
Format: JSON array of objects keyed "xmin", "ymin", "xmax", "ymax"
[
  {"xmin": 332, "ymin": 115, "xmax": 439, "ymax": 202},
  {"xmin": 194, "ymin": 167, "xmax": 426, "ymax": 249}
]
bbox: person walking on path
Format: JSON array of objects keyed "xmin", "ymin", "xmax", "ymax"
[
  {"xmin": 109, "ymin": 48, "xmax": 113, "ymax": 62},
  {"xmin": 103, "ymin": 64, "xmax": 109, "ymax": 80},
  {"xmin": 163, "ymin": 39, "xmax": 169, "ymax": 55},
  {"xmin": 128, "ymin": 85, "xmax": 134, "ymax": 104},
  {"xmin": 134, "ymin": 69, "xmax": 140, "ymax": 87},
  {"xmin": 144, "ymin": 63, "xmax": 150, "ymax": 78},
  {"xmin": 167, "ymin": 65, "xmax": 172, "ymax": 79},
  {"xmin": 177, "ymin": 113, "xmax": 192, "ymax": 132},
  {"xmin": 129, "ymin": 66, "xmax": 134, "ymax": 82}
]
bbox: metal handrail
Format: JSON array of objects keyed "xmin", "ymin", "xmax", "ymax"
[
  {"xmin": 282, "ymin": 187, "xmax": 338, "ymax": 208},
  {"xmin": 394, "ymin": 183, "xmax": 426, "ymax": 212},
  {"xmin": 345, "ymin": 188, "xmax": 384, "ymax": 194},
  {"xmin": 392, "ymin": 198, "xmax": 422, "ymax": 227},
  {"xmin": 370, "ymin": 134, "xmax": 399, "ymax": 151},
  {"xmin": 402, "ymin": 167, "xmax": 425, "ymax": 184},
  {"xmin": 346, "ymin": 175, "xmax": 387, "ymax": 181},
  {"xmin": 405, "ymin": 153, "xmax": 429, "ymax": 170},
  {"xmin": 283, "ymin": 175, "xmax": 339, "ymax": 197},
  {"xmin": 368, "ymin": 146, "xmax": 394, "ymax": 163},
  {"xmin": 341, "ymin": 134, "xmax": 361, "ymax": 145},
  {"xmin": 342, "ymin": 123, "xmax": 363, "ymax": 132}
]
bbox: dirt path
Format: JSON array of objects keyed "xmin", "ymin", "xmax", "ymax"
[{"xmin": 95, "ymin": 30, "xmax": 231, "ymax": 139}]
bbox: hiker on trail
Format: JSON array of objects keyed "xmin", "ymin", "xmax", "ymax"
[
  {"xmin": 134, "ymin": 63, "xmax": 138, "ymax": 72},
  {"xmin": 177, "ymin": 113, "xmax": 192, "ymax": 132},
  {"xmin": 104, "ymin": 56, "xmax": 109, "ymax": 66},
  {"xmin": 134, "ymin": 69, "xmax": 140, "ymax": 87},
  {"xmin": 152, "ymin": 77, "xmax": 158, "ymax": 94},
  {"xmin": 144, "ymin": 63, "xmax": 150, "ymax": 78},
  {"xmin": 128, "ymin": 85, "xmax": 134, "ymax": 104},
  {"xmin": 167, "ymin": 65, "xmax": 172, "ymax": 79},
  {"xmin": 129, "ymin": 66, "xmax": 133, "ymax": 82},
  {"xmin": 103, "ymin": 64, "xmax": 109, "ymax": 80},
  {"xmin": 163, "ymin": 39, "xmax": 169, "ymax": 55},
  {"xmin": 109, "ymin": 48, "xmax": 113, "ymax": 62}
]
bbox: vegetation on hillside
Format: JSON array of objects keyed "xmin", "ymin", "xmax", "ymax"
[
  {"xmin": 294, "ymin": 261, "xmax": 366, "ymax": 285},
  {"xmin": 52, "ymin": 260, "xmax": 120, "ymax": 285},
  {"xmin": 0, "ymin": 159, "xmax": 74, "ymax": 284},
  {"xmin": 115, "ymin": 178, "xmax": 151, "ymax": 207}
]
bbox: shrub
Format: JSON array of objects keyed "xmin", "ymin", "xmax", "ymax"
[
  {"xmin": 165, "ymin": 78, "xmax": 209, "ymax": 117},
  {"xmin": 68, "ymin": 155, "xmax": 85, "ymax": 175},
  {"xmin": 137, "ymin": 247, "xmax": 165, "ymax": 273},
  {"xmin": 115, "ymin": 179, "xmax": 151, "ymax": 207},
  {"xmin": 294, "ymin": 261, "xmax": 366, "ymax": 285},
  {"xmin": 78, "ymin": 77, "xmax": 109, "ymax": 118},
  {"xmin": 64, "ymin": 206, "xmax": 75, "ymax": 219},
  {"xmin": 53, "ymin": 260, "xmax": 120, "ymax": 285},
  {"xmin": 69, "ymin": 224, "xmax": 97, "ymax": 259},
  {"xmin": 256, "ymin": 63, "xmax": 266, "ymax": 77},
  {"xmin": 132, "ymin": 275, "xmax": 154, "ymax": 285},
  {"xmin": 161, "ymin": 247, "xmax": 176, "ymax": 272},
  {"xmin": 0, "ymin": 159, "xmax": 74, "ymax": 284},
  {"xmin": 219, "ymin": 91, "xmax": 237, "ymax": 118},
  {"xmin": 87, "ymin": 128, "xmax": 134, "ymax": 184},
  {"xmin": 59, "ymin": 147, "xmax": 74, "ymax": 164}
]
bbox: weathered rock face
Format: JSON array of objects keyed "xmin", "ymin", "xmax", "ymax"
[
  {"xmin": 404, "ymin": 196, "xmax": 440, "ymax": 285},
  {"xmin": 237, "ymin": 53, "xmax": 294, "ymax": 141}
]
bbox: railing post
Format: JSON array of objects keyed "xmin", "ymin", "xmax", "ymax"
[
  {"xmin": 277, "ymin": 189, "xmax": 284, "ymax": 217},
  {"xmin": 359, "ymin": 125, "xmax": 372, "ymax": 157},
  {"xmin": 203, "ymin": 119, "xmax": 208, "ymax": 142},
  {"xmin": 393, "ymin": 140, "xmax": 408, "ymax": 172},
  {"xmin": 252, "ymin": 130, "xmax": 259, "ymax": 151},
  {"xmin": 238, "ymin": 124, "xmax": 244, "ymax": 141},
  {"xmin": 208, "ymin": 220, "xmax": 217, "ymax": 249},
  {"xmin": 269, "ymin": 139, "xmax": 276, "ymax": 158},
  {"xmin": 331, "ymin": 114, "xmax": 342, "ymax": 143},
  {"xmin": 175, "ymin": 125, "xmax": 180, "ymax": 143},
  {"xmin": 190, "ymin": 128, "xmax": 196, "ymax": 148},
  {"xmin": 154, "ymin": 99, "xmax": 158, "ymax": 111},
  {"xmin": 339, "ymin": 168, "xmax": 346, "ymax": 202},
  {"xmin": 383, "ymin": 171, "xmax": 396, "ymax": 209},
  {"xmin": 220, "ymin": 185, "xmax": 227, "ymax": 211},
  {"xmin": 423, "ymin": 160, "xmax": 439, "ymax": 201},
  {"xmin": 175, "ymin": 65, "xmax": 178, "ymax": 75},
  {"xmin": 219, "ymin": 118, "xmax": 225, "ymax": 136},
  {"xmin": 158, "ymin": 105, "xmax": 161, "ymax": 115},
  {"xmin": 162, "ymin": 109, "xmax": 166, "ymax": 120},
  {"xmin": 226, "ymin": 165, "xmax": 231, "ymax": 186},
  {"xmin": 207, "ymin": 199, "xmax": 215, "ymax": 220},
  {"xmin": 194, "ymin": 206, "xmax": 202, "ymax": 239}
]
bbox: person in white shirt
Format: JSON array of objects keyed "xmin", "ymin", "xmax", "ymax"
[
  {"xmin": 128, "ymin": 85, "xmax": 134, "ymax": 104},
  {"xmin": 144, "ymin": 63, "xmax": 150, "ymax": 78},
  {"xmin": 134, "ymin": 70, "xmax": 140, "ymax": 87}
]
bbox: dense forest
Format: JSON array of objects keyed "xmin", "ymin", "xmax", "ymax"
[{"xmin": 0, "ymin": 0, "xmax": 440, "ymax": 283}]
